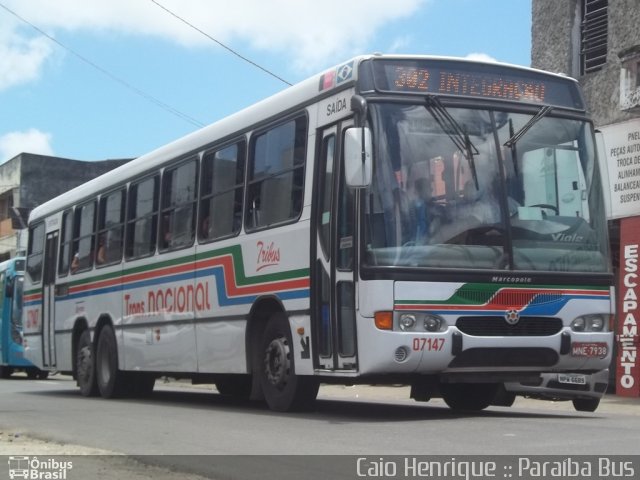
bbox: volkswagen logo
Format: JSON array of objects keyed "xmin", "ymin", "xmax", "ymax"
[{"xmin": 504, "ymin": 309, "xmax": 520, "ymax": 325}]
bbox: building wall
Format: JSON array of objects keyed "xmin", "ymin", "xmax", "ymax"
[
  {"xmin": 17, "ymin": 154, "xmax": 129, "ymax": 210},
  {"xmin": 0, "ymin": 153, "xmax": 131, "ymax": 259},
  {"xmin": 532, "ymin": 0, "xmax": 640, "ymax": 126}
]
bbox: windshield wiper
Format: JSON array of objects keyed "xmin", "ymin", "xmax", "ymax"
[
  {"xmin": 503, "ymin": 105, "xmax": 552, "ymax": 148},
  {"xmin": 425, "ymin": 95, "xmax": 479, "ymax": 189}
]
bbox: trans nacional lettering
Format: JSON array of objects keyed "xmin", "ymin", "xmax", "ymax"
[{"xmin": 124, "ymin": 281, "xmax": 212, "ymax": 316}]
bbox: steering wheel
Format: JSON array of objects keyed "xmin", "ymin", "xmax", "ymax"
[{"xmin": 529, "ymin": 203, "xmax": 559, "ymax": 215}]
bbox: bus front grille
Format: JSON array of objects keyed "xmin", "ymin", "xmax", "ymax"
[{"xmin": 456, "ymin": 316, "xmax": 563, "ymax": 336}]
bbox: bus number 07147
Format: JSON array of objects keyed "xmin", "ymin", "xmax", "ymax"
[{"xmin": 412, "ymin": 338, "xmax": 445, "ymax": 352}]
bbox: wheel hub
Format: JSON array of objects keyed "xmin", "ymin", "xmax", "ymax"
[
  {"xmin": 78, "ymin": 346, "xmax": 92, "ymax": 382},
  {"xmin": 264, "ymin": 336, "xmax": 290, "ymax": 389}
]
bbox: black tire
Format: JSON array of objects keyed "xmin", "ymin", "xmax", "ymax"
[
  {"xmin": 95, "ymin": 324, "xmax": 127, "ymax": 398},
  {"xmin": 76, "ymin": 329, "xmax": 98, "ymax": 396},
  {"xmin": 441, "ymin": 383, "xmax": 499, "ymax": 411},
  {"xmin": 37, "ymin": 370, "xmax": 49, "ymax": 380},
  {"xmin": 572, "ymin": 397, "xmax": 600, "ymax": 412},
  {"xmin": 26, "ymin": 368, "xmax": 39, "ymax": 380},
  {"xmin": 0, "ymin": 365, "xmax": 13, "ymax": 379},
  {"xmin": 259, "ymin": 312, "xmax": 319, "ymax": 412},
  {"xmin": 216, "ymin": 375, "xmax": 252, "ymax": 398}
]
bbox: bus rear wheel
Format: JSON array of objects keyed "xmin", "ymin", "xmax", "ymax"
[
  {"xmin": 76, "ymin": 330, "xmax": 98, "ymax": 396},
  {"xmin": 96, "ymin": 324, "xmax": 127, "ymax": 398},
  {"xmin": 259, "ymin": 313, "xmax": 318, "ymax": 412},
  {"xmin": 441, "ymin": 382, "xmax": 499, "ymax": 411}
]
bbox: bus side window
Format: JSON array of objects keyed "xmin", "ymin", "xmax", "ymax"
[
  {"xmin": 199, "ymin": 141, "xmax": 245, "ymax": 242},
  {"xmin": 58, "ymin": 209, "xmax": 73, "ymax": 276},
  {"xmin": 160, "ymin": 158, "xmax": 198, "ymax": 251},
  {"xmin": 246, "ymin": 116, "xmax": 306, "ymax": 230},
  {"xmin": 26, "ymin": 222, "xmax": 45, "ymax": 283},
  {"xmin": 97, "ymin": 189, "xmax": 126, "ymax": 266},
  {"xmin": 71, "ymin": 201, "xmax": 96, "ymax": 273},
  {"xmin": 125, "ymin": 176, "xmax": 159, "ymax": 259}
]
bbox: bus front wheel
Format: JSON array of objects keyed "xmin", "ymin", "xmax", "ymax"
[
  {"xmin": 441, "ymin": 382, "xmax": 498, "ymax": 411},
  {"xmin": 96, "ymin": 324, "xmax": 127, "ymax": 398},
  {"xmin": 259, "ymin": 313, "xmax": 318, "ymax": 412},
  {"xmin": 76, "ymin": 330, "xmax": 98, "ymax": 396}
]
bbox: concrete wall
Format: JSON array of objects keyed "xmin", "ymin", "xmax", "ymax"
[
  {"xmin": 17, "ymin": 154, "xmax": 130, "ymax": 211},
  {"xmin": 532, "ymin": 0, "xmax": 640, "ymax": 126},
  {"xmin": 0, "ymin": 154, "xmax": 131, "ymax": 258}
]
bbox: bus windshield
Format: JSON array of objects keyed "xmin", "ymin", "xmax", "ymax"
[{"xmin": 364, "ymin": 102, "xmax": 610, "ymax": 273}]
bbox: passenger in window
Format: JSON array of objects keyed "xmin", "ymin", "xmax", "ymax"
[
  {"xmin": 70, "ymin": 252, "xmax": 80, "ymax": 273},
  {"xmin": 95, "ymin": 235, "xmax": 106, "ymax": 265},
  {"xmin": 162, "ymin": 215, "xmax": 172, "ymax": 249},
  {"xmin": 200, "ymin": 216, "xmax": 211, "ymax": 240}
]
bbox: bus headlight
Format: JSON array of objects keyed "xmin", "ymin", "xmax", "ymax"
[
  {"xmin": 571, "ymin": 317, "xmax": 585, "ymax": 332},
  {"xmin": 399, "ymin": 314, "xmax": 417, "ymax": 331},
  {"xmin": 423, "ymin": 314, "xmax": 443, "ymax": 332},
  {"xmin": 571, "ymin": 314, "xmax": 607, "ymax": 332},
  {"xmin": 586, "ymin": 314, "xmax": 605, "ymax": 331}
]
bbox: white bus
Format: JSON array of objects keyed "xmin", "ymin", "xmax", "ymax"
[{"xmin": 23, "ymin": 54, "xmax": 614, "ymax": 412}]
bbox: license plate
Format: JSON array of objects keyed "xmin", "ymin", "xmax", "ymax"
[
  {"xmin": 558, "ymin": 373, "xmax": 587, "ymax": 385},
  {"xmin": 571, "ymin": 342, "xmax": 608, "ymax": 358}
]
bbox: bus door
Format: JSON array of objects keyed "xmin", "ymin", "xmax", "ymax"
[
  {"xmin": 313, "ymin": 123, "xmax": 357, "ymax": 371},
  {"xmin": 42, "ymin": 231, "xmax": 58, "ymax": 368}
]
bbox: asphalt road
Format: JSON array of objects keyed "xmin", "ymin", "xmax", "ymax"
[{"xmin": 0, "ymin": 374, "xmax": 639, "ymax": 479}]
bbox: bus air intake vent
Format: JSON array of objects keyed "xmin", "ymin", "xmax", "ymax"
[{"xmin": 456, "ymin": 316, "xmax": 563, "ymax": 336}]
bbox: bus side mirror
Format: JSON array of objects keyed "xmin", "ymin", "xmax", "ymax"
[{"xmin": 344, "ymin": 127, "xmax": 372, "ymax": 188}]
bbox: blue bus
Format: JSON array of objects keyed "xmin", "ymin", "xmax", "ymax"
[{"xmin": 0, "ymin": 257, "xmax": 47, "ymax": 379}]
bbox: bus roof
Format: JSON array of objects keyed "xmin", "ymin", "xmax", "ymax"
[{"xmin": 28, "ymin": 54, "xmax": 578, "ymax": 224}]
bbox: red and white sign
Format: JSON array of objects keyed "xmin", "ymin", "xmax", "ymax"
[{"xmin": 616, "ymin": 215, "xmax": 640, "ymax": 397}]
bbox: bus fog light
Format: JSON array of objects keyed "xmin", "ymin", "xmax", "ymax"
[
  {"xmin": 394, "ymin": 346, "xmax": 409, "ymax": 362},
  {"xmin": 399, "ymin": 314, "xmax": 416, "ymax": 331},
  {"xmin": 423, "ymin": 315, "xmax": 442, "ymax": 332}
]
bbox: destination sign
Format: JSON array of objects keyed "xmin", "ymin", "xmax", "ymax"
[{"xmin": 370, "ymin": 59, "xmax": 584, "ymax": 110}]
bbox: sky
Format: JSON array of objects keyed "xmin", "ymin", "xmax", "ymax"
[{"xmin": 0, "ymin": 0, "xmax": 532, "ymax": 164}]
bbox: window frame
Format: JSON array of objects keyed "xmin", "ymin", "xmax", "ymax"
[
  {"xmin": 96, "ymin": 188, "xmax": 126, "ymax": 267},
  {"xmin": 125, "ymin": 174, "xmax": 160, "ymax": 261},
  {"xmin": 26, "ymin": 221, "xmax": 45, "ymax": 284},
  {"xmin": 198, "ymin": 139, "xmax": 246, "ymax": 244},
  {"xmin": 57, "ymin": 209, "xmax": 73, "ymax": 277},
  {"xmin": 580, "ymin": 0, "xmax": 608, "ymax": 75},
  {"xmin": 71, "ymin": 200, "xmax": 97, "ymax": 274},
  {"xmin": 245, "ymin": 114, "xmax": 308, "ymax": 232},
  {"xmin": 159, "ymin": 156, "xmax": 199, "ymax": 253}
]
